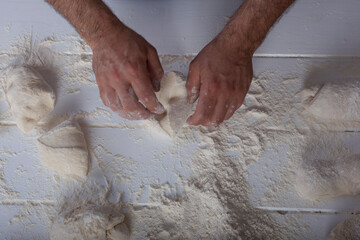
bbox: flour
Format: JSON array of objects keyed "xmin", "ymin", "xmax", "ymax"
[
  {"xmin": 2, "ymin": 34, "xmax": 360, "ymax": 239},
  {"xmin": 38, "ymin": 118, "xmax": 89, "ymax": 179},
  {"xmin": 50, "ymin": 176, "xmax": 127, "ymax": 240},
  {"xmin": 295, "ymin": 133, "xmax": 360, "ymax": 200},
  {"xmin": 2, "ymin": 66, "xmax": 56, "ymax": 132},
  {"xmin": 327, "ymin": 216, "xmax": 360, "ymax": 240}
]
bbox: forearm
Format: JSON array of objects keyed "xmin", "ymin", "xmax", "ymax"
[
  {"xmin": 220, "ymin": 0, "xmax": 295, "ymax": 58},
  {"xmin": 46, "ymin": 0, "xmax": 124, "ymax": 48}
]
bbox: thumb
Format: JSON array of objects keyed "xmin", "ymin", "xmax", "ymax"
[{"xmin": 147, "ymin": 46, "xmax": 164, "ymax": 92}]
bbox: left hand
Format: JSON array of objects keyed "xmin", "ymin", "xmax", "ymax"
[{"xmin": 186, "ymin": 35, "xmax": 253, "ymax": 126}]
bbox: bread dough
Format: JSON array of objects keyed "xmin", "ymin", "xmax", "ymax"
[
  {"xmin": 296, "ymin": 136, "xmax": 360, "ymax": 200},
  {"xmin": 155, "ymin": 71, "xmax": 192, "ymax": 137},
  {"xmin": 327, "ymin": 216, "xmax": 360, "ymax": 240},
  {"xmin": 301, "ymin": 82, "xmax": 360, "ymax": 121},
  {"xmin": 3, "ymin": 66, "xmax": 56, "ymax": 132},
  {"xmin": 38, "ymin": 118, "xmax": 89, "ymax": 178}
]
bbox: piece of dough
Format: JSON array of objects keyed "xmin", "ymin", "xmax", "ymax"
[
  {"xmin": 301, "ymin": 81, "xmax": 360, "ymax": 121},
  {"xmin": 155, "ymin": 71, "xmax": 192, "ymax": 137},
  {"xmin": 296, "ymin": 140, "xmax": 360, "ymax": 200},
  {"xmin": 2, "ymin": 66, "xmax": 56, "ymax": 132},
  {"xmin": 327, "ymin": 216, "xmax": 360, "ymax": 240},
  {"xmin": 37, "ymin": 118, "xmax": 89, "ymax": 178}
]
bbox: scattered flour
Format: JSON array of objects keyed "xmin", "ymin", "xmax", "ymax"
[
  {"xmin": 1, "ymin": 34, "xmax": 360, "ymax": 240},
  {"xmin": 327, "ymin": 216, "xmax": 360, "ymax": 240},
  {"xmin": 296, "ymin": 133, "xmax": 360, "ymax": 200},
  {"xmin": 50, "ymin": 177, "xmax": 127, "ymax": 240}
]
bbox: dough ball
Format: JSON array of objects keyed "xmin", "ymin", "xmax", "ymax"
[
  {"xmin": 3, "ymin": 66, "xmax": 55, "ymax": 132},
  {"xmin": 296, "ymin": 135, "xmax": 360, "ymax": 200},
  {"xmin": 155, "ymin": 71, "xmax": 192, "ymax": 137},
  {"xmin": 301, "ymin": 81, "xmax": 360, "ymax": 121},
  {"xmin": 327, "ymin": 216, "xmax": 360, "ymax": 240},
  {"xmin": 37, "ymin": 118, "xmax": 89, "ymax": 178}
]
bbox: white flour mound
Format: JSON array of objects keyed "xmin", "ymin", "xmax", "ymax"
[
  {"xmin": 155, "ymin": 71, "xmax": 192, "ymax": 137},
  {"xmin": 2, "ymin": 66, "xmax": 55, "ymax": 132},
  {"xmin": 50, "ymin": 179, "xmax": 127, "ymax": 240},
  {"xmin": 327, "ymin": 216, "xmax": 360, "ymax": 240},
  {"xmin": 38, "ymin": 118, "xmax": 89, "ymax": 179},
  {"xmin": 300, "ymin": 81, "xmax": 360, "ymax": 122},
  {"xmin": 296, "ymin": 134, "xmax": 360, "ymax": 200}
]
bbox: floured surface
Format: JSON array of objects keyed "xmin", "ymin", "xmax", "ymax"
[
  {"xmin": 327, "ymin": 216, "xmax": 360, "ymax": 240},
  {"xmin": 1, "ymin": 35, "xmax": 360, "ymax": 240}
]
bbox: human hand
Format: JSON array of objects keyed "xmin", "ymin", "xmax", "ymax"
[
  {"xmin": 91, "ymin": 25, "xmax": 165, "ymax": 120},
  {"xmin": 186, "ymin": 36, "xmax": 253, "ymax": 126}
]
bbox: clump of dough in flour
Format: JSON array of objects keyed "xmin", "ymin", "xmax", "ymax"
[
  {"xmin": 155, "ymin": 71, "xmax": 192, "ymax": 137},
  {"xmin": 296, "ymin": 135, "xmax": 360, "ymax": 200},
  {"xmin": 300, "ymin": 81, "xmax": 360, "ymax": 122},
  {"xmin": 50, "ymin": 180, "xmax": 128, "ymax": 240},
  {"xmin": 37, "ymin": 118, "xmax": 89, "ymax": 178},
  {"xmin": 327, "ymin": 216, "xmax": 360, "ymax": 240},
  {"xmin": 1, "ymin": 66, "xmax": 56, "ymax": 132}
]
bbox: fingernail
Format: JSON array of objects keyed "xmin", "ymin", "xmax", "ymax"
[
  {"xmin": 154, "ymin": 79, "xmax": 160, "ymax": 91},
  {"xmin": 154, "ymin": 100, "xmax": 165, "ymax": 114}
]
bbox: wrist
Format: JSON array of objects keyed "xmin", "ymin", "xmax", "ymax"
[{"xmin": 86, "ymin": 17, "xmax": 126, "ymax": 50}]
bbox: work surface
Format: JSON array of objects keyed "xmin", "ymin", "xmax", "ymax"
[{"xmin": 1, "ymin": 0, "xmax": 360, "ymax": 239}]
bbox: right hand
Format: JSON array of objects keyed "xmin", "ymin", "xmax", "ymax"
[{"xmin": 91, "ymin": 25, "xmax": 165, "ymax": 120}]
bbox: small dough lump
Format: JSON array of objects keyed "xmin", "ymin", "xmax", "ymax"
[
  {"xmin": 38, "ymin": 118, "xmax": 89, "ymax": 178},
  {"xmin": 301, "ymin": 81, "xmax": 360, "ymax": 121},
  {"xmin": 3, "ymin": 66, "xmax": 56, "ymax": 132},
  {"xmin": 155, "ymin": 71, "xmax": 192, "ymax": 137},
  {"xmin": 327, "ymin": 216, "xmax": 360, "ymax": 240}
]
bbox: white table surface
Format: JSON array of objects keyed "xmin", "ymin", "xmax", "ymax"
[{"xmin": 1, "ymin": 1, "xmax": 360, "ymax": 239}]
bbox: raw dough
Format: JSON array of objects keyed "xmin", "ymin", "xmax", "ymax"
[
  {"xmin": 296, "ymin": 138, "xmax": 360, "ymax": 200},
  {"xmin": 155, "ymin": 71, "xmax": 192, "ymax": 137},
  {"xmin": 301, "ymin": 81, "xmax": 360, "ymax": 121},
  {"xmin": 327, "ymin": 216, "xmax": 360, "ymax": 240},
  {"xmin": 2, "ymin": 66, "xmax": 55, "ymax": 132},
  {"xmin": 37, "ymin": 118, "xmax": 89, "ymax": 178}
]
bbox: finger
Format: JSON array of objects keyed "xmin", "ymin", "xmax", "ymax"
[
  {"xmin": 187, "ymin": 86, "xmax": 216, "ymax": 126},
  {"xmin": 211, "ymin": 99, "xmax": 228, "ymax": 126},
  {"xmin": 224, "ymin": 102, "xmax": 238, "ymax": 121},
  {"xmin": 116, "ymin": 86, "xmax": 152, "ymax": 120},
  {"xmin": 186, "ymin": 63, "xmax": 200, "ymax": 104},
  {"xmin": 147, "ymin": 46, "xmax": 164, "ymax": 92},
  {"xmin": 131, "ymin": 65, "xmax": 165, "ymax": 114},
  {"xmin": 101, "ymin": 88, "xmax": 122, "ymax": 112}
]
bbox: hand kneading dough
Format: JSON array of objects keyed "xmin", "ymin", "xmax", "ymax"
[
  {"xmin": 327, "ymin": 216, "xmax": 360, "ymax": 240},
  {"xmin": 155, "ymin": 71, "xmax": 192, "ymax": 137},
  {"xmin": 3, "ymin": 66, "xmax": 55, "ymax": 132},
  {"xmin": 296, "ymin": 152, "xmax": 360, "ymax": 200},
  {"xmin": 301, "ymin": 81, "xmax": 360, "ymax": 121},
  {"xmin": 38, "ymin": 119, "xmax": 89, "ymax": 178}
]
